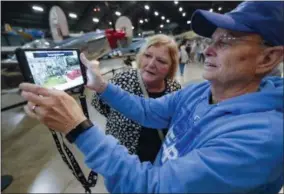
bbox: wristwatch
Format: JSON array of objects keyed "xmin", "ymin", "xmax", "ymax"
[{"xmin": 65, "ymin": 119, "xmax": 94, "ymax": 143}]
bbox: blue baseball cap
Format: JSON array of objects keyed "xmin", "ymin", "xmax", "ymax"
[{"xmin": 191, "ymin": 1, "xmax": 284, "ymax": 46}]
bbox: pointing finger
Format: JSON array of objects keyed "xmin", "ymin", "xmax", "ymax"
[
  {"xmin": 19, "ymin": 83, "xmax": 50, "ymax": 97},
  {"xmin": 80, "ymin": 53, "xmax": 90, "ymax": 69},
  {"xmin": 21, "ymin": 91, "xmax": 48, "ymax": 106}
]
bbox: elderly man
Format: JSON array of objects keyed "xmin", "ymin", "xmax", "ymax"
[{"xmin": 20, "ymin": 1, "xmax": 283, "ymax": 193}]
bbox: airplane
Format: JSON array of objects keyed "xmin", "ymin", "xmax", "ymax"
[{"xmin": 1, "ymin": 4, "xmax": 136, "ymax": 95}]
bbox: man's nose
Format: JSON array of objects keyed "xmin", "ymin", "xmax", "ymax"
[{"xmin": 204, "ymin": 44, "xmax": 217, "ymax": 58}]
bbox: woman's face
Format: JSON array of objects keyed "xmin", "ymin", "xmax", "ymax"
[{"xmin": 140, "ymin": 45, "xmax": 171, "ymax": 83}]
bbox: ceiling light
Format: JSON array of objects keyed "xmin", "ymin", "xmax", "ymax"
[
  {"xmin": 69, "ymin": 13, "xmax": 77, "ymax": 19},
  {"xmin": 174, "ymin": 1, "xmax": 178, "ymax": 5},
  {"xmin": 145, "ymin": 19, "xmax": 148, "ymax": 22},
  {"xmin": 138, "ymin": 33, "xmax": 141, "ymax": 36},
  {"xmin": 161, "ymin": 16, "xmax": 165, "ymax": 20},
  {"xmin": 187, "ymin": 20, "xmax": 191, "ymax": 24},
  {"xmin": 209, "ymin": 8, "xmax": 213, "ymax": 12},
  {"xmin": 139, "ymin": 19, "xmax": 144, "ymax": 24},
  {"xmin": 166, "ymin": 19, "xmax": 170, "ymax": 23},
  {"xmin": 154, "ymin": 11, "xmax": 159, "ymax": 16},
  {"xmin": 179, "ymin": 7, "xmax": 183, "ymax": 12},
  {"xmin": 160, "ymin": 24, "xmax": 164, "ymax": 28},
  {"xmin": 144, "ymin": 5, "xmax": 150, "ymax": 10},
  {"xmin": 218, "ymin": 7, "xmax": 222, "ymax": 11},
  {"xmin": 109, "ymin": 22, "xmax": 112, "ymax": 25},
  {"xmin": 182, "ymin": 12, "xmax": 186, "ymax": 17},
  {"xmin": 132, "ymin": 26, "xmax": 134, "ymax": 30},
  {"xmin": 93, "ymin": 7, "xmax": 100, "ymax": 12},
  {"xmin": 93, "ymin": 18, "xmax": 99, "ymax": 23},
  {"xmin": 115, "ymin": 11, "xmax": 121, "ymax": 16},
  {"xmin": 32, "ymin": 5, "xmax": 44, "ymax": 12}
]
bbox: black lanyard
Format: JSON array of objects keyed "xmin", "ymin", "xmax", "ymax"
[
  {"xmin": 49, "ymin": 90, "xmax": 98, "ymax": 193},
  {"xmin": 50, "ymin": 130, "xmax": 97, "ymax": 193}
]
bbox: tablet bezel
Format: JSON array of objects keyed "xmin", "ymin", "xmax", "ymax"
[{"xmin": 15, "ymin": 48, "xmax": 87, "ymax": 91}]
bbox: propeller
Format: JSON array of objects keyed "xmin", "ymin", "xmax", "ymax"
[
  {"xmin": 49, "ymin": 6, "xmax": 70, "ymax": 42},
  {"xmin": 104, "ymin": 2, "xmax": 133, "ymax": 49},
  {"xmin": 115, "ymin": 16, "xmax": 133, "ymax": 48}
]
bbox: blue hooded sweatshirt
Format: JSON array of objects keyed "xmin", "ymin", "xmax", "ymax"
[{"xmin": 75, "ymin": 76, "xmax": 283, "ymax": 193}]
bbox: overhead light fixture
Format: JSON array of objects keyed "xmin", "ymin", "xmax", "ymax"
[
  {"xmin": 174, "ymin": 1, "xmax": 178, "ymax": 5},
  {"xmin": 132, "ymin": 26, "xmax": 134, "ymax": 30},
  {"xmin": 138, "ymin": 33, "xmax": 141, "ymax": 36},
  {"xmin": 187, "ymin": 20, "xmax": 191, "ymax": 24},
  {"xmin": 69, "ymin": 13, "xmax": 77, "ymax": 19},
  {"xmin": 32, "ymin": 5, "xmax": 44, "ymax": 12},
  {"xmin": 109, "ymin": 21, "xmax": 112, "ymax": 25},
  {"xmin": 93, "ymin": 18, "xmax": 99, "ymax": 23},
  {"xmin": 218, "ymin": 7, "xmax": 222, "ymax": 11},
  {"xmin": 145, "ymin": 18, "xmax": 148, "ymax": 22},
  {"xmin": 144, "ymin": 5, "xmax": 150, "ymax": 10},
  {"xmin": 115, "ymin": 11, "xmax": 121, "ymax": 16},
  {"xmin": 179, "ymin": 7, "xmax": 183, "ymax": 12},
  {"xmin": 209, "ymin": 8, "xmax": 213, "ymax": 12},
  {"xmin": 182, "ymin": 12, "xmax": 186, "ymax": 17},
  {"xmin": 166, "ymin": 19, "xmax": 170, "ymax": 23},
  {"xmin": 154, "ymin": 11, "xmax": 159, "ymax": 16},
  {"xmin": 160, "ymin": 24, "xmax": 164, "ymax": 28},
  {"xmin": 139, "ymin": 19, "xmax": 144, "ymax": 24},
  {"xmin": 93, "ymin": 7, "xmax": 100, "ymax": 12},
  {"xmin": 161, "ymin": 16, "xmax": 165, "ymax": 20}
]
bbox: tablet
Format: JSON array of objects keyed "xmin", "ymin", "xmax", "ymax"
[{"xmin": 16, "ymin": 49, "xmax": 87, "ymax": 91}]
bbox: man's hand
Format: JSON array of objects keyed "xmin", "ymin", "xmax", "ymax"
[
  {"xmin": 19, "ymin": 83, "xmax": 87, "ymax": 134},
  {"xmin": 80, "ymin": 53, "xmax": 107, "ymax": 93}
]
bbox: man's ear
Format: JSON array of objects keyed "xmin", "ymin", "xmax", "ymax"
[{"xmin": 256, "ymin": 46, "xmax": 284, "ymax": 75}]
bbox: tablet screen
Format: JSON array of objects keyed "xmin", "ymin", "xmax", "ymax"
[{"xmin": 24, "ymin": 50, "xmax": 84, "ymax": 90}]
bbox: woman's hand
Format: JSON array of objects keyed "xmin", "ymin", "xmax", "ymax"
[
  {"xmin": 80, "ymin": 53, "xmax": 107, "ymax": 93},
  {"xmin": 19, "ymin": 83, "xmax": 87, "ymax": 134}
]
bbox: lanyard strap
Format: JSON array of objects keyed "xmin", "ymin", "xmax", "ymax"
[
  {"xmin": 50, "ymin": 130, "xmax": 97, "ymax": 193},
  {"xmin": 137, "ymin": 70, "xmax": 165, "ymax": 142},
  {"xmin": 48, "ymin": 91, "xmax": 97, "ymax": 193}
]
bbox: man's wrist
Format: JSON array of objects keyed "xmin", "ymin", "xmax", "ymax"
[
  {"xmin": 65, "ymin": 119, "xmax": 94, "ymax": 143},
  {"xmin": 64, "ymin": 115, "xmax": 87, "ymax": 135}
]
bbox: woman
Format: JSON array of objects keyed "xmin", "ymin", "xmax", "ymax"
[
  {"xmin": 91, "ymin": 34, "xmax": 181, "ymax": 163},
  {"xmin": 179, "ymin": 39, "xmax": 189, "ymax": 77}
]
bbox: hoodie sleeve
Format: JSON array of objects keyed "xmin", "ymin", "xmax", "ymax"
[
  {"xmin": 75, "ymin": 117, "xmax": 282, "ymax": 193},
  {"xmin": 98, "ymin": 83, "xmax": 181, "ymax": 129}
]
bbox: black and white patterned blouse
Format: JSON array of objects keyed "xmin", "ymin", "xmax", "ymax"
[{"xmin": 91, "ymin": 68, "xmax": 181, "ymax": 155}]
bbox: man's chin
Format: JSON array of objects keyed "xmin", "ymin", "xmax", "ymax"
[{"xmin": 202, "ymin": 72, "xmax": 215, "ymax": 81}]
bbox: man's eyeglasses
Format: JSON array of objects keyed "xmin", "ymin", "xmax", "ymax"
[{"xmin": 206, "ymin": 34, "xmax": 272, "ymax": 50}]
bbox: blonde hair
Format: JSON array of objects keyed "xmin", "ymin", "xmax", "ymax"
[{"xmin": 136, "ymin": 34, "xmax": 179, "ymax": 80}]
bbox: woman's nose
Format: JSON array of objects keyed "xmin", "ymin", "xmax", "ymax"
[{"xmin": 148, "ymin": 58, "xmax": 156, "ymax": 68}]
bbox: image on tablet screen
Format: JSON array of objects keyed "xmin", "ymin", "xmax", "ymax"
[{"xmin": 25, "ymin": 50, "xmax": 84, "ymax": 90}]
